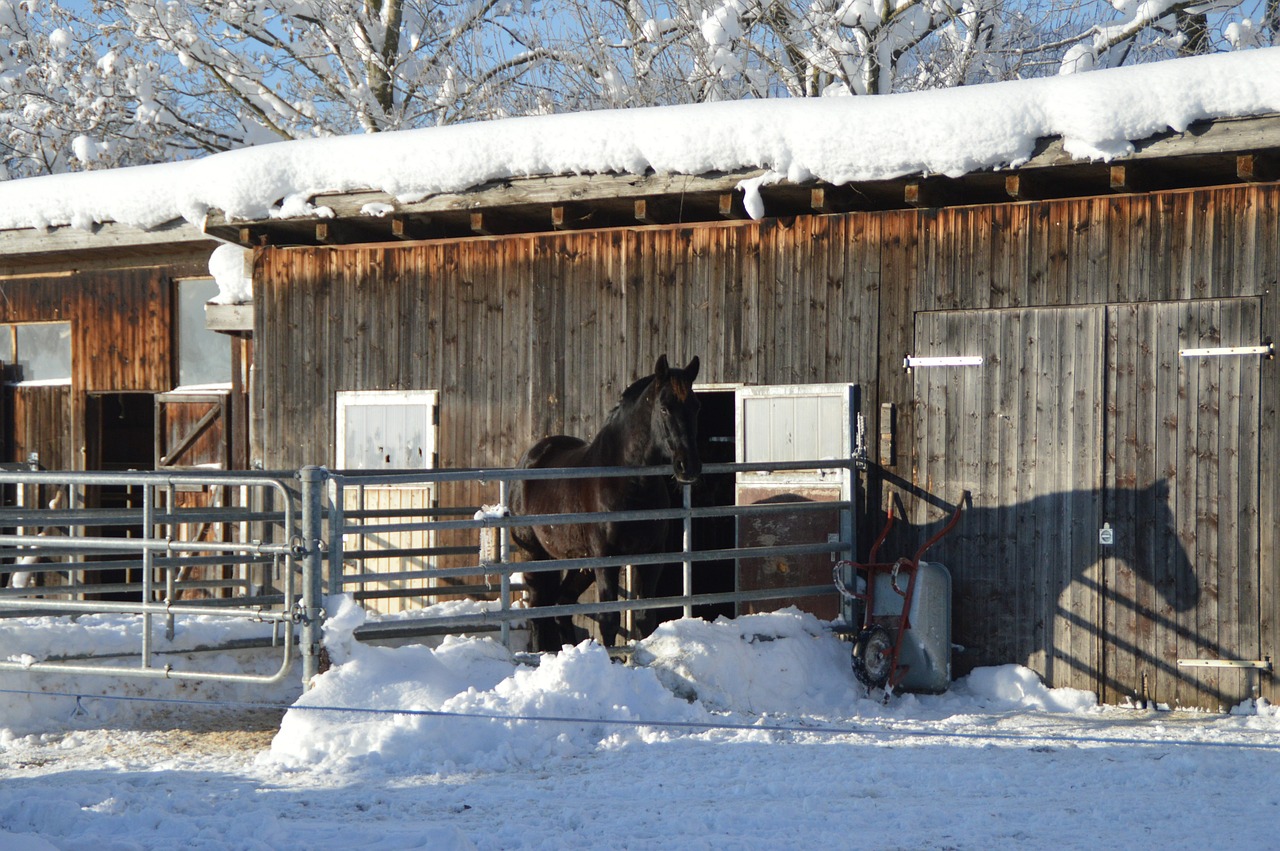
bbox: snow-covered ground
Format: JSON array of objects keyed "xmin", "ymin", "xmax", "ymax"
[{"xmin": 1, "ymin": 599, "xmax": 1277, "ymax": 850}]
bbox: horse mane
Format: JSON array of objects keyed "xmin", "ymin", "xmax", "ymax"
[
  {"xmin": 602, "ymin": 358, "xmax": 694, "ymax": 430},
  {"xmin": 620, "ymin": 373, "xmax": 655, "ymax": 402},
  {"xmin": 599, "ymin": 373, "xmax": 656, "ymax": 430}
]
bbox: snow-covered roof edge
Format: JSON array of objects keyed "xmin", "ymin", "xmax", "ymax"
[{"xmin": 1, "ymin": 48, "xmax": 1278, "ymax": 241}]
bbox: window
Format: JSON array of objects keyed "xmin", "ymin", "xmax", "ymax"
[
  {"xmin": 336, "ymin": 391, "xmax": 438, "ymax": 470},
  {"xmin": 176, "ymin": 278, "xmax": 231, "ymax": 387},
  {"xmin": 0, "ymin": 322, "xmax": 72, "ymax": 383}
]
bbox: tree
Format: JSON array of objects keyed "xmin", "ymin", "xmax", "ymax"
[
  {"xmin": 2, "ymin": 0, "xmax": 1275, "ymax": 180},
  {"xmin": 1, "ymin": 0, "xmax": 178, "ymax": 179}
]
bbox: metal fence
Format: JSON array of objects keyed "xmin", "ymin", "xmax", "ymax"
[
  {"xmin": 320, "ymin": 458, "xmax": 858, "ymax": 649},
  {"xmin": 0, "ymin": 469, "xmax": 319, "ymax": 685},
  {"xmin": 1, "ymin": 459, "xmax": 857, "ymax": 688}
]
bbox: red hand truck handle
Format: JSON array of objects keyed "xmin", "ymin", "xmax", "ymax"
[{"xmin": 911, "ymin": 490, "xmax": 969, "ymax": 564}]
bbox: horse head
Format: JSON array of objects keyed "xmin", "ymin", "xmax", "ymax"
[
  {"xmin": 647, "ymin": 354, "xmax": 702, "ymax": 484},
  {"xmin": 1138, "ymin": 478, "xmax": 1199, "ymax": 611}
]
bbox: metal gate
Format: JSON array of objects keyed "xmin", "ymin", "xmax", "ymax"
[{"xmin": 0, "ymin": 469, "xmax": 321, "ymax": 686}]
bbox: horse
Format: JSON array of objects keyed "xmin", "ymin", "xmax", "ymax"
[{"xmin": 509, "ymin": 354, "xmax": 702, "ymax": 653}]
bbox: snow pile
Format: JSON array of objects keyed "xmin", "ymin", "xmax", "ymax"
[
  {"xmin": 260, "ymin": 601, "xmax": 1102, "ymax": 776},
  {"xmin": 265, "ymin": 596, "xmax": 709, "ymax": 773},
  {"xmin": 1, "ymin": 50, "xmax": 1277, "ymax": 233},
  {"xmin": 206, "ymin": 243, "xmax": 253, "ymax": 304},
  {"xmin": 631, "ymin": 611, "xmax": 860, "ymax": 713}
]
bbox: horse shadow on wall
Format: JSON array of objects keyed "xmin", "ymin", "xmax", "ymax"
[{"xmin": 875, "ymin": 477, "xmax": 1232, "ymax": 704}]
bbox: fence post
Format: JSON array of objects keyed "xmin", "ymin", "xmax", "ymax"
[
  {"xmin": 299, "ymin": 466, "xmax": 327, "ymax": 688},
  {"xmin": 498, "ymin": 480, "xmax": 512, "ymax": 649},
  {"xmin": 327, "ymin": 474, "xmax": 344, "ymax": 597},
  {"xmin": 839, "ymin": 459, "xmax": 858, "ymax": 629},
  {"xmin": 682, "ymin": 483, "xmax": 693, "ymax": 619}
]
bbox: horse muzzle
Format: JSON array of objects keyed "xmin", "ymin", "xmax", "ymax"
[{"xmin": 672, "ymin": 455, "xmax": 701, "ymax": 485}]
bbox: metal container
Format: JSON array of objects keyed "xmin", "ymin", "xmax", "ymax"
[{"xmin": 872, "ymin": 561, "xmax": 952, "ymax": 693}]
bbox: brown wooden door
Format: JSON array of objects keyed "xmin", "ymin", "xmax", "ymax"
[
  {"xmin": 11, "ymin": 384, "xmax": 72, "ymax": 469},
  {"xmin": 155, "ymin": 392, "xmax": 232, "ymax": 597},
  {"xmin": 1105, "ymin": 299, "xmax": 1264, "ymax": 709},
  {"xmin": 913, "ymin": 300, "xmax": 1265, "ymax": 709},
  {"xmin": 912, "ymin": 306, "xmax": 1106, "ymax": 693},
  {"xmin": 156, "ymin": 393, "xmax": 228, "ymax": 470}
]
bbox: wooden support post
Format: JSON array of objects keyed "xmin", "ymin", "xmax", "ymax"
[
  {"xmin": 470, "ymin": 212, "xmax": 490, "ymax": 235},
  {"xmin": 634, "ymin": 199, "xmax": 652, "ymax": 224},
  {"xmin": 551, "ymin": 206, "xmax": 566, "ymax": 230},
  {"xmin": 718, "ymin": 193, "xmax": 736, "ymax": 218},
  {"xmin": 315, "ymin": 222, "xmax": 334, "ymax": 244},
  {"xmin": 810, "ymin": 187, "xmax": 830, "ymax": 213}
]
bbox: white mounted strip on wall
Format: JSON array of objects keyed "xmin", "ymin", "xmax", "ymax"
[
  {"xmin": 1177, "ymin": 658, "xmax": 1273, "ymax": 670},
  {"xmin": 1179, "ymin": 344, "xmax": 1274, "ymax": 358},
  {"xmin": 904, "ymin": 355, "xmax": 984, "ymax": 369}
]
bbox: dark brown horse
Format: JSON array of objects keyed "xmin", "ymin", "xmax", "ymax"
[{"xmin": 510, "ymin": 355, "xmax": 702, "ymax": 652}]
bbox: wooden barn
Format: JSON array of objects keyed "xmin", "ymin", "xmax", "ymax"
[{"xmin": 1, "ymin": 85, "xmax": 1277, "ymax": 710}]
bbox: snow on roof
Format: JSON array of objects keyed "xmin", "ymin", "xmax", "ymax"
[{"xmin": 2, "ymin": 48, "xmax": 1279, "ymax": 235}]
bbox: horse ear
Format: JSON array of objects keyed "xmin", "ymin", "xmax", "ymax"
[
  {"xmin": 654, "ymin": 354, "xmax": 670, "ymax": 379},
  {"xmin": 685, "ymin": 356, "xmax": 700, "ymax": 381},
  {"xmin": 1150, "ymin": 479, "xmax": 1170, "ymax": 501}
]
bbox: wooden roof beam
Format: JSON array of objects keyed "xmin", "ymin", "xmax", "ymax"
[
  {"xmin": 1004, "ymin": 173, "xmax": 1058, "ymax": 202},
  {"xmin": 237, "ymin": 226, "xmax": 270, "ymax": 248},
  {"xmin": 316, "ymin": 219, "xmax": 390, "ymax": 245},
  {"xmin": 634, "ymin": 197, "xmax": 693, "ymax": 225},
  {"xmin": 550, "ymin": 203, "xmax": 600, "ymax": 231},
  {"xmin": 1237, "ymin": 152, "xmax": 1279, "ymax": 182},
  {"xmin": 718, "ymin": 192, "xmax": 747, "ymax": 219},
  {"xmin": 807, "ymin": 185, "xmax": 866, "ymax": 214},
  {"xmin": 1109, "ymin": 164, "xmax": 1150, "ymax": 193},
  {"xmin": 905, "ymin": 177, "xmax": 960, "ymax": 208},
  {"xmin": 391, "ymin": 215, "xmax": 433, "ymax": 240}
]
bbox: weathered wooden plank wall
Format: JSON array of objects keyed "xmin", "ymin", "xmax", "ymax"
[
  {"xmin": 256, "ymin": 217, "xmax": 886, "ymax": 472},
  {"xmin": 0, "ymin": 269, "xmax": 171, "ymax": 468},
  {"xmin": 255, "ymin": 182, "xmax": 1278, "ymax": 710}
]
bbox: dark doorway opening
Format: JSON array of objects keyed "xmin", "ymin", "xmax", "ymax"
[
  {"xmin": 85, "ymin": 393, "xmax": 155, "ymax": 601},
  {"xmin": 652, "ymin": 388, "xmax": 738, "ymax": 624}
]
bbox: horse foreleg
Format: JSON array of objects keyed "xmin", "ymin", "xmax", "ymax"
[
  {"xmin": 593, "ymin": 566, "xmax": 622, "ymax": 648},
  {"xmin": 555, "ymin": 569, "xmax": 595, "ymax": 648},
  {"xmin": 632, "ymin": 562, "xmax": 668, "ymax": 640},
  {"xmin": 524, "ymin": 568, "xmax": 563, "ymax": 653}
]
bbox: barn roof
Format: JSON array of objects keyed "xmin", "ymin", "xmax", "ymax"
[{"xmin": 1, "ymin": 48, "xmax": 1279, "ymax": 268}]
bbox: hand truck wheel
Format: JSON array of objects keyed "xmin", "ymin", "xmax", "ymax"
[{"xmin": 851, "ymin": 625, "xmax": 894, "ymax": 690}]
